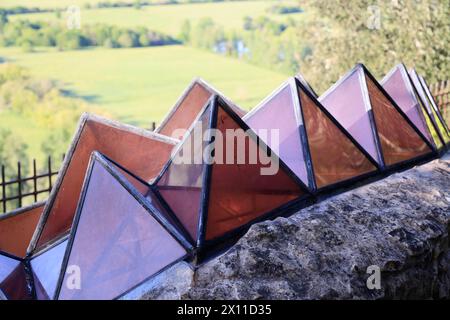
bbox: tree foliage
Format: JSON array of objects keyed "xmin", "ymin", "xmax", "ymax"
[
  {"xmin": 299, "ymin": 0, "xmax": 450, "ymax": 93},
  {"xmin": 0, "ymin": 19, "xmax": 178, "ymax": 51},
  {"xmin": 0, "ymin": 64, "xmax": 109, "ymax": 164}
]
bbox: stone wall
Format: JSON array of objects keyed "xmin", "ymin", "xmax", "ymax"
[{"xmin": 127, "ymin": 155, "xmax": 450, "ymax": 300}]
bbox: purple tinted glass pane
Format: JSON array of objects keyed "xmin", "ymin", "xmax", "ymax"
[
  {"xmin": 156, "ymin": 107, "xmax": 211, "ymax": 240},
  {"xmin": 58, "ymin": 162, "xmax": 186, "ymax": 300},
  {"xmin": 0, "ymin": 254, "xmax": 19, "ymax": 283},
  {"xmin": 319, "ymin": 69, "xmax": 382, "ymax": 165},
  {"xmin": 106, "ymin": 159, "xmax": 180, "ymax": 236},
  {"xmin": 0, "ymin": 254, "xmax": 30, "ymax": 300},
  {"xmin": 244, "ymin": 83, "xmax": 309, "ymax": 185},
  {"xmin": 382, "ymin": 67, "xmax": 432, "ymax": 143},
  {"xmin": 31, "ymin": 240, "xmax": 68, "ymax": 300}
]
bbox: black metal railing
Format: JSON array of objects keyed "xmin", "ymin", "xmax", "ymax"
[{"xmin": 0, "ymin": 155, "xmax": 64, "ymax": 214}]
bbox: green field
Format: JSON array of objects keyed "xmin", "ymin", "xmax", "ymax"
[
  {"xmin": 0, "ymin": 0, "xmax": 298, "ymax": 165},
  {"xmin": 10, "ymin": 1, "xmax": 302, "ymax": 36},
  {"xmin": 1, "ymin": 0, "xmax": 150, "ymax": 9},
  {"xmin": 0, "ymin": 45, "xmax": 288, "ymax": 161}
]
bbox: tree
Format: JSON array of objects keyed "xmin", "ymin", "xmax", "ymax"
[
  {"xmin": 117, "ymin": 31, "xmax": 137, "ymax": 48},
  {"xmin": 0, "ymin": 129, "xmax": 30, "ymax": 211},
  {"xmin": 133, "ymin": 0, "xmax": 142, "ymax": 10},
  {"xmin": 56, "ymin": 30, "xmax": 88, "ymax": 50},
  {"xmin": 179, "ymin": 20, "xmax": 191, "ymax": 43},
  {"xmin": 299, "ymin": 0, "xmax": 450, "ymax": 92},
  {"xmin": 243, "ymin": 16, "xmax": 253, "ymax": 31}
]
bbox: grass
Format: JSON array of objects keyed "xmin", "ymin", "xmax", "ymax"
[
  {"xmin": 0, "ymin": 45, "xmax": 288, "ymax": 161},
  {"xmin": 9, "ymin": 1, "xmax": 303, "ymax": 36},
  {"xmin": 1, "ymin": 0, "xmax": 143, "ymax": 9}
]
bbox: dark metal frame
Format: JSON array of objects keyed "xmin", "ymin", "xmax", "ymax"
[
  {"xmin": 0, "ymin": 249, "xmax": 22, "ymax": 262},
  {"xmin": 53, "ymin": 151, "xmax": 193, "ymax": 300},
  {"xmin": 0, "ymin": 288, "xmax": 6, "ymax": 300},
  {"xmin": 152, "ymin": 94, "xmax": 312, "ymax": 254},
  {"xmin": 0, "ymin": 157, "xmax": 59, "ymax": 214},
  {"xmin": 291, "ymin": 78, "xmax": 317, "ymax": 191}
]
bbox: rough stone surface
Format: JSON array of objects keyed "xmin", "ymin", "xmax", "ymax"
[{"xmin": 139, "ymin": 156, "xmax": 450, "ymax": 300}]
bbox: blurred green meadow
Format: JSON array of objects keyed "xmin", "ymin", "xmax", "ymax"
[{"xmin": 0, "ymin": 0, "xmax": 301, "ymax": 166}]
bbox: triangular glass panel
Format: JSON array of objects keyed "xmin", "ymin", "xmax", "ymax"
[
  {"xmin": 156, "ymin": 79, "xmax": 247, "ymax": 139},
  {"xmin": 0, "ymin": 254, "xmax": 31, "ymax": 300},
  {"xmin": 155, "ymin": 96, "xmax": 309, "ymax": 247},
  {"xmin": 244, "ymin": 78, "xmax": 378, "ymax": 191},
  {"xmin": 0, "ymin": 203, "xmax": 44, "ymax": 258},
  {"xmin": 30, "ymin": 239, "xmax": 68, "ymax": 300},
  {"xmin": 244, "ymin": 81, "xmax": 309, "ymax": 187},
  {"xmin": 381, "ymin": 65, "xmax": 433, "ymax": 144},
  {"xmin": 156, "ymin": 105, "xmax": 212, "ymax": 241},
  {"xmin": 30, "ymin": 114, "xmax": 178, "ymax": 254},
  {"xmin": 204, "ymin": 99, "xmax": 308, "ymax": 242},
  {"xmin": 381, "ymin": 65, "xmax": 444, "ymax": 150},
  {"xmin": 319, "ymin": 67, "xmax": 383, "ymax": 166},
  {"xmin": 298, "ymin": 84, "xmax": 378, "ymax": 189},
  {"xmin": 364, "ymin": 72, "xmax": 432, "ymax": 165},
  {"xmin": 55, "ymin": 153, "xmax": 188, "ymax": 300}
]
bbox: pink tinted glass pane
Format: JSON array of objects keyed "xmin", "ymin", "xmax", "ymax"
[
  {"xmin": 319, "ymin": 70, "xmax": 381, "ymax": 165},
  {"xmin": 244, "ymin": 84, "xmax": 308, "ymax": 185},
  {"xmin": 382, "ymin": 67, "xmax": 431, "ymax": 143},
  {"xmin": 58, "ymin": 162, "xmax": 186, "ymax": 300},
  {"xmin": 156, "ymin": 107, "xmax": 211, "ymax": 240},
  {"xmin": 31, "ymin": 240, "xmax": 68, "ymax": 300}
]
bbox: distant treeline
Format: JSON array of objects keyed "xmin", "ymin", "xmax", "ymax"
[
  {"xmin": 0, "ymin": 63, "xmax": 106, "ymax": 175},
  {"xmin": 266, "ymin": 4, "xmax": 303, "ymax": 15},
  {"xmin": 0, "ymin": 0, "xmax": 255, "ymax": 15},
  {"xmin": 0, "ymin": 16, "xmax": 178, "ymax": 51},
  {"xmin": 180, "ymin": 15, "xmax": 309, "ymax": 75},
  {"xmin": 0, "ymin": 7, "xmax": 48, "ymax": 16}
]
